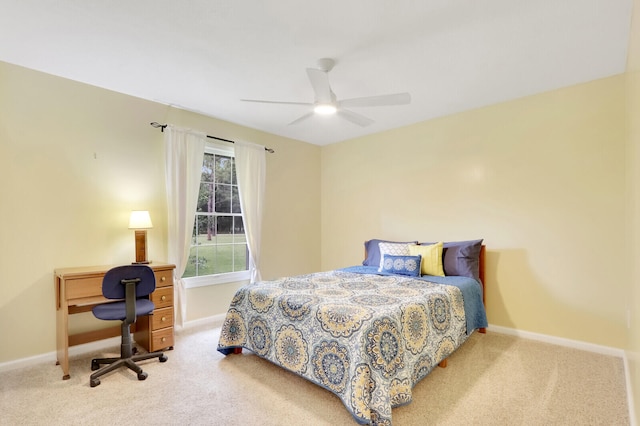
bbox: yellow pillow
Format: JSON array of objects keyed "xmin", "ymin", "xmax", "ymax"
[{"xmin": 409, "ymin": 242, "xmax": 445, "ymax": 276}]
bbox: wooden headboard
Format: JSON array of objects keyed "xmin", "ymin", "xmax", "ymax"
[
  {"xmin": 478, "ymin": 245, "xmax": 487, "ymax": 333},
  {"xmin": 479, "ymin": 245, "xmax": 486, "ymax": 304}
]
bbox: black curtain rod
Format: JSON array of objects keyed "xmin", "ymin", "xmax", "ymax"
[{"xmin": 150, "ymin": 122, "xmax": 275, "ymax": 153}]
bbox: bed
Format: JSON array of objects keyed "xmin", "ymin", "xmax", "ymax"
[{"xmin": 217, "ymin": 240, "xmax": 487, "ymax": 426}]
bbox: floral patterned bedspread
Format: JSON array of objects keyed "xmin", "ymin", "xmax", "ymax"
[{"xmin": 217, "ymin": 270, "xmax": 468, "ymax": 426}]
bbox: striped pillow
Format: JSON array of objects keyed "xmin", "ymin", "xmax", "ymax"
[{"xmin": 409, "ymin": 242, "xmax": 445, "ymax": 276}]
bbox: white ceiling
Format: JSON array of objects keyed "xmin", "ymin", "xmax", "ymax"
[{"xmin": 0, "ymin": 0, "xmax": 633, "ymax": 146}]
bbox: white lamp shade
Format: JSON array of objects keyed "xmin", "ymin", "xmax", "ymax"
[{"xmin": 128, "ymin": 211, "xmax": 153, "ymax": 229}]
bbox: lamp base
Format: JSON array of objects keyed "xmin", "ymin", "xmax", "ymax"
[
  {"xmin": 132, "ymin": 261, "xmax": 151, "ymax": 265},
  {"xmin": 133, "ymin": 230, "xmax": 150, "ymax": 264}
]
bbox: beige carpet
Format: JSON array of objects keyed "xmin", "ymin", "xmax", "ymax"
[{"xmin": 0, "ymin": 326, "xmax": 630, "ymax": 425}]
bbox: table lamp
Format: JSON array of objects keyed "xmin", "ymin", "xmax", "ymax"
[{"xmin": 128, "ymin": 210, "xmax": 153, "ymax": 264}]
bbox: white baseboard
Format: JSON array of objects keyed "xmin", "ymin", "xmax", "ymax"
[
  {"xmin": 623, "ymin": 352, "xmax": 638, "ymax": 426},
  {"xmin": 176, "ymin": 313, "xmax": 226, "ymax": 333},
  {"xmin": 488, "ymin": 324, "xmax": 625, "ymax": 357},
  {"xmin": 0, "ymin": 315, "xmax": 228, "ymax": 374},
  {"xmin": 0, "ymin": 336, "xmax": 121, "ymax": 374}
]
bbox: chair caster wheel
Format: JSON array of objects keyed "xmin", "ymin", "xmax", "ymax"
[
  {"xmin": 159, "ymin": 355, "xmax": 168, "ymax": 363},
  {"xmin": 132, "ymin": 347, "xmax": 138, "ymax": 355},
  {"xmin": 137, "ymin": 372, "xmax": 148, "ymax": 381},
  {"xmin": 90, "ymin": 379, "xmax": 100, "ymax": 387},
  {"xmin": 91, "ymin": 360, "xmax": 100, "ymax": 371}
]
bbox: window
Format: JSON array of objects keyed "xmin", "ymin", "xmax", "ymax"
[{"xmin": 183, "ymin": 144, "xmax": 249, "ymax": 286}]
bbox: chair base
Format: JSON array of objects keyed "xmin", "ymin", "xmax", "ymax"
[
  {"xmin": 90, "ymin": 351, "xmax": 167, "ymax": 387},
  {"xmin": 89, "ymin": 322, "xmax": 167, "ymax": 387}
]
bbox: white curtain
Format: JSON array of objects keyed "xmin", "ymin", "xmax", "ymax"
[
  {"xmin": 234, "ymin": 140, "xmax": 266, "ymax": 283},
  {"xmin": 164, "ymin": 126, "xmax": 206, "ymax": 326}
]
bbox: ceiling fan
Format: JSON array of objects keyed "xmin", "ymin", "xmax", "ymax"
[{"xmin": 241, "ymin": 58, "xmax": 411, "ymax": 127}]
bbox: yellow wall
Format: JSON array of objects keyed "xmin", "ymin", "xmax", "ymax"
[
  {"xmin": 321, "ymin": 75, "xmax": 628, "ymax": 348},
  {"xmin": 0, "ymin": 61, "xmax": 320, "ymax": 363},
  {"xmin": 626, "ymin": 0, "xmax": 640, "ymax": 421}
]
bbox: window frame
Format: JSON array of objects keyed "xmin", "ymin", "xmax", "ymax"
[{"xmin": 183, "ymin": 142, "xmax": 251, "ymax": 288}]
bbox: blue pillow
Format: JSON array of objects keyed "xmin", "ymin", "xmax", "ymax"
[
  {"xmin": 419, "ymin": 239, "xmax": 483, "ymax": 281},
  {"xmin": 363, "ymin": 239, "xmax": 418, "ymax": 266},
  {"xmin": 379, "ymin": 254, "xmax": 422, "ymax": 277}
]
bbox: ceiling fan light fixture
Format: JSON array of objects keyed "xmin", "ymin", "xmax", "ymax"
[
  {"xmin": 242, "ymin": 58, "xmax": 410, "ymax": 127},
  {"xmin": 314, "ymin": 103, "xmax": 337, "ymax": 115}
]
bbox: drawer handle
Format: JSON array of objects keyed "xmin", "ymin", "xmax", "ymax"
[
  {"xmin": 161, "ymin": 276, "xmax": 166, "ymax": 282},
  {"xmin": 161, "ymin": 295, "xmax": 167, "ymax": 301},
  {"xmin": 161, "ymin": 316, "xmax": 167, "ymax": 322},
  {"xmin": 161, "ymin": 337, "xmax": 166, "ymax": 342}
]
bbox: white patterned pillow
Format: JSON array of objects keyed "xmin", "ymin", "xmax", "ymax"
[{"xmin": 378, "ymin": 242, "xmax": 417, "ymax": 271}]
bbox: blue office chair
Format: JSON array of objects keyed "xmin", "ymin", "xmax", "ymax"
[{"xmin": 89, "ymin": 265, "xmax": 167, "ymax": 387}]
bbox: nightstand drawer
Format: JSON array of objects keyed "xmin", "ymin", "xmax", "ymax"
[
  {"xmin": 151, "ymin": 327, "xmax": 174, "ymax": 350},
  {"xmin": 152, "ymin": 307, "xmax": 173, "ymax": 330},
  {"xmin": 154, "ymin": 270, "xmax": 173, "ymax": 288},
  {"xmin": 151, "ymin": 286, "xmax": 173, "ymax": 309}
]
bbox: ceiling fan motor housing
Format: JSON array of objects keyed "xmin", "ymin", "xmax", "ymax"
[{"xmin": 316, "ymin": 58, "xmax": 335, "ymax": 72}]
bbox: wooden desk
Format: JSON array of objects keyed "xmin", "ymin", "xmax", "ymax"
[{"xmin": 54, "ymin": 263, "xmax": 176, "ymax": 380}]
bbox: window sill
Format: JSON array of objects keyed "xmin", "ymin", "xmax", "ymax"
[{"xmin": 183, "ymin": 270, "xmax": 251, "ymax": 288}]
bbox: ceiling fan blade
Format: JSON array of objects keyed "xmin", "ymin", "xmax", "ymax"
[
  {"xmin": 337, "ymin": 109, "xmax": 374, "ymax": 127},
  {"xmin": 288, "ymin": 112, "xmax": 314, "ymax": 125},
  {"xmin": 241, "ymin": 99, "xmax": 312, "ymax": 106},
  {"xmin": 339, "ymin": 92, "xmax": 411, "ymax": 108},
  {"xmin": 306, "ymin": 68, "xmax": 332, "ymax": 104}
]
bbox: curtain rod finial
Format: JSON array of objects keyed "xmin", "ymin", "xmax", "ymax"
[{"xmin": 150, "ymin": 122, "xmax": 167, "ymax": 132}]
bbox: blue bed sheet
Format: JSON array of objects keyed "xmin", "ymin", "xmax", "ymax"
[{"xmin": 340, "ymin": 265, "xmax": 488, "ymax": 334}]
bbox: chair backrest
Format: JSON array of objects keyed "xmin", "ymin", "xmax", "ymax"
[{"xmin": 102, "ymin": 265, "xmax": 156, "ymax": 300}]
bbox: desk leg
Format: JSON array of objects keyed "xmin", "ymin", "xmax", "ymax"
[{"xmin": 55, "ymin": 277, "xmax": 70, "ymax": 380}]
